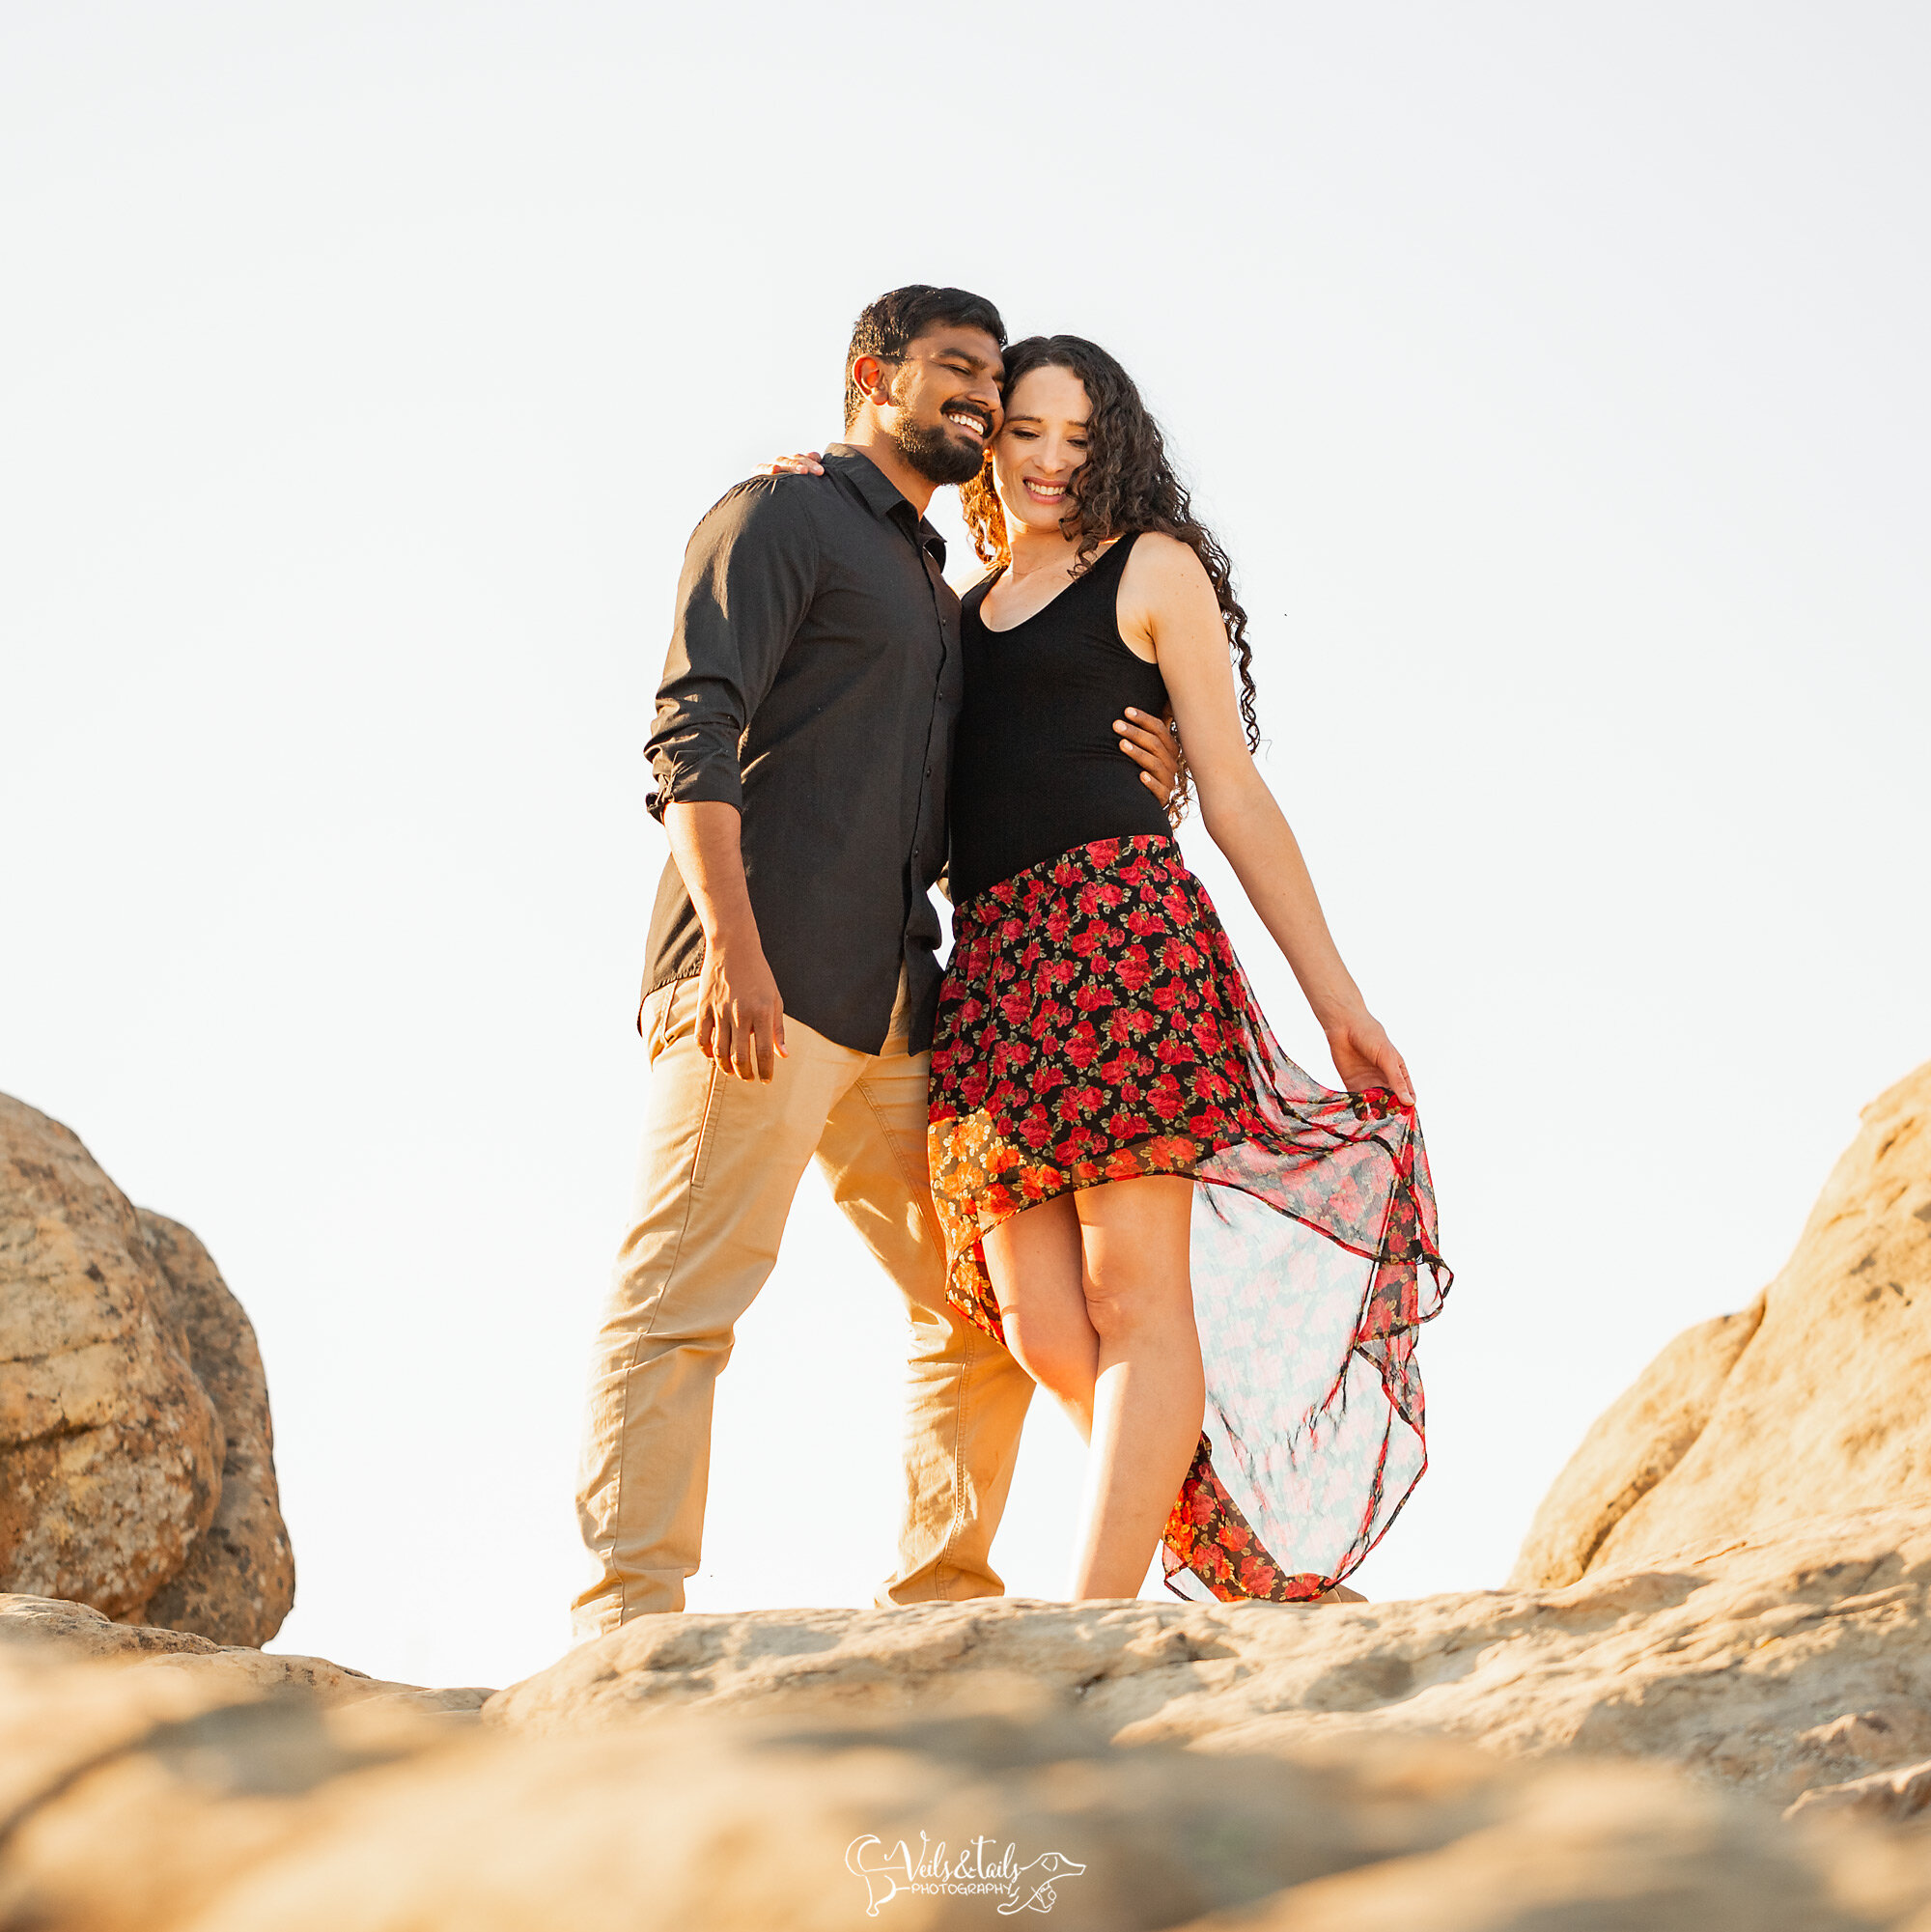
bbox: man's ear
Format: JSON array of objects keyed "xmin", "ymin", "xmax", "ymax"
[{"xmin": 849, "ymin": 353, "xmax": 895, "ymax": 412}]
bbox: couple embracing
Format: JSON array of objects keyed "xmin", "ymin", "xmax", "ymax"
[{"xmin": 573, "ymin": 285, "xmax": 1449, "ymax": 1638}]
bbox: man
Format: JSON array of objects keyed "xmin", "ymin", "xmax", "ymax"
[{"xmin": 573, "ymin": 286, "xmax": 1178, "ymax": 1634}]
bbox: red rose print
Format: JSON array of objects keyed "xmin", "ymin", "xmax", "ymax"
[{"xmin": 1148, "ymin": 1078, "xmax": 1185, "ymax": 1121}]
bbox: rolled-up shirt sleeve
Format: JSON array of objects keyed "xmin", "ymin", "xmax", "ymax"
[{"xmin": 646, "ymin": 481, "xmax": 819, "ymax": 821}]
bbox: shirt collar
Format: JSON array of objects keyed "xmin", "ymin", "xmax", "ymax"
[{"xmin": 823, "ymin": 444, "xmax": 948, "ymax": 570}]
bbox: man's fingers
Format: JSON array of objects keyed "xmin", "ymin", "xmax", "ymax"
[
  {"xmin": 719, "ymin": 1013, "xmax": 746, "ymax": 1079},
  {"xmin": 757, "ymin": 1005, "xmax": 787, "ymax": 1078},
  {"xmin": 732, "ymin": 1011, "xmax": 762, "ymax": 1082},
  {"xmin": 1113, "ymin": 714, "xmax": 1175, "ymax": 760},
  {"xmin": 704, "ymin": 994, "xmax": 787, "ymax": 1081},
  {"xmin": 1113, "ymin": 714, "xmax": 1182, "ymax": 804}
]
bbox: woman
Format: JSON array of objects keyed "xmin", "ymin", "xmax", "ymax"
[{"xmin": 779, "ymin": 335, "xmax": 1447, "ymax": 1605}]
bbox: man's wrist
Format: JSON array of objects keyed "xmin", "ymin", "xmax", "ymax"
[{"xmin": 700, "ymin": 910, "xmax": 763, "ymax": 955}]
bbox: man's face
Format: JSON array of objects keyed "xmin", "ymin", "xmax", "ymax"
[{"xmin": 872, "ymin": 325, "xmax": 1005, "ymax": 486}]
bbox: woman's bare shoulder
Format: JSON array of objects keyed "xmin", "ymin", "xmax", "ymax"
[
  {"xmin": 1127, "ymin": 528, "xmax": 1198, "ymax": 566},
  {"xmin": 1121, "ymin": 530, "xmax": 1217, "ymax": 611}
]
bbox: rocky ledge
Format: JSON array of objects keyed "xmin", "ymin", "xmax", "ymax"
[
  {"xmin": 1, "ymin": 1062, "xmax": 1928, "ymax": 1927},
  {"xmin": 491, "ymin": 1496, "xmax": 1931, "ymax": 1819}
]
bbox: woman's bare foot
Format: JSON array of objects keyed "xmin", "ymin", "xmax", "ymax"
[{"xmin": 1312, "ymin": 1583, "xmax": 1369, "ymax": 1606}]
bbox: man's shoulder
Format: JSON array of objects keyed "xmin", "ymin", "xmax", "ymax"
[{"xmin": 690, "ymin": 469, "xmax": 836, "ymax": 545}]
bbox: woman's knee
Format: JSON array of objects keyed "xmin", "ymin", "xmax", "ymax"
[
  {"xmin": 1081, "ymin": 1262, "xmax": 1193, "ymax": 1343},
  {"xmin": 1003, "ymin": 1310, "xmax": 1096, "ymax": 1402}
]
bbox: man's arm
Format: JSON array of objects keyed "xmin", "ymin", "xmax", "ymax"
[
  {"xmin": 663, "ymin": 800, "xmax": 787, "ymax": 1081},
  {"xmin": 648, "ymin": 483, "xmax": 817, "ymax": 1082}
]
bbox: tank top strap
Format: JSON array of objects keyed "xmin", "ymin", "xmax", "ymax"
[{"xmin": 1085, "ymin": 530, "xmax": 1142, "ymax": 587}]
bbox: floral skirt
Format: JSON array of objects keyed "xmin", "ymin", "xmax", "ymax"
[{"xmin": 927, "ymin": 835, "xmax": 1450, "ymax": 1603}]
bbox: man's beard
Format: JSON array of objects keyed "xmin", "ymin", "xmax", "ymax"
[{"xmin": 890, "ymin": 415, "xmax": 987, "ymax": 487}]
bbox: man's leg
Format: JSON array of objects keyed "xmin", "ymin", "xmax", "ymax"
[
  {"xmin": 815, "ymin": 1022, "xmax": 1034, "ymax": 1606},
  {"xmin": 574, "ymin": 982, "xmax": 862, "ymax": 1637}
]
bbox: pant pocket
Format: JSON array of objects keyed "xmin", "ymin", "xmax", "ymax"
[
  {"xmin": 645, "ymin": 979, "xmax": 695, "ymax": 1064},
  {"xmin": 688, "ymin": 1057, "xmax": 724, "ymax": 1193}
]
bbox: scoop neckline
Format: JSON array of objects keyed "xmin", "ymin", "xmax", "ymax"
[{"xmin": 975, "ymin": 535, "xmax": 1132, "ymax": 636}]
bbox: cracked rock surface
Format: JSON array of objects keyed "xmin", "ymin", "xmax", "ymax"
[
  {"xmin": 488, "ymin": 1498, "xmax": 1931, "ymax": 1810},
  {"xmin": 0, "ymin": 1632, "xmax": 1918, "ymax": 1932}
]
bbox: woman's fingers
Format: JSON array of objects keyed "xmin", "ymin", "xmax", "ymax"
[
  {"xmin": 1331, "ymin": 1018, "xmax": 1414, "ymax": 1106},
  {"xmin": 1378, "ymin": 1042, "xmax": 1414, "ymax": 1105}
]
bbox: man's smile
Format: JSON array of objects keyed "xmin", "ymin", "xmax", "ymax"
[{"xmin": 942, "ymin": 404, "xmax": 993, "ymax": 441}]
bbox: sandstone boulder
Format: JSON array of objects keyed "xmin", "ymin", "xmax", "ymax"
[
  {"xmin": 490, "ymin": 1497, "xmax": 1931, "ymax": 1811},
  {"xmin": 1512, "ymin": 1060, "xmax": 1931, "ymax": 1586},
  {"xmin": 135, "ymin": 1211, "xmax": 294, "ymax": 1644},
  {"xmin": 1509, "ymin": 1298, "xmax": 1765, "ymax": 1587},
  {"xmin": 1, "ymin": 1095, "xmax": 222, "ymax": 1619},
  {"xmin": 0, "ymin": 1641, "xmax": 1915, "ymax": 1932},
  {"xmin": 0, "ymin": 1094, "xmax": 294, "ymax": 1642}
]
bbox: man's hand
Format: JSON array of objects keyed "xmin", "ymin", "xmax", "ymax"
[
  {"xmin": 758, "ymin": 452, "xmax": 826, "ymax": 476},
  {"xmin": 696, "ymin": 935, "xmax": 787, "ymax": 1082},
  {"xmin": 1323, "ymin": 1010, "xmax": 1413, "ymax": 1106},
  {"xmin": 1114, "ymin": 706, "xmax": 1183, "ymax": 808}
]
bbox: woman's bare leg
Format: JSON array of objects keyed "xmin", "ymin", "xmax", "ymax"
[
  {"xmin": 982, "ymin": 1176, "xmax": 1203, "ymax": 1600},
  {"xmin": 983, "ymin": 1195, "xmax": 1096, "ymax": 1436},
  {"xmin": 1070, "ymin": 1175, "xmax": 1202, "ymax": 1598}
]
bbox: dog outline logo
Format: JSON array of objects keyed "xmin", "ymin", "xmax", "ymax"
[
  {"xmin": 845, "ymin": 1837, "xmax": 906, "ymax": 1917},
  {"xmin": 997, "ymin": 1850, "xmax": 1087, "ymax": 1915}
]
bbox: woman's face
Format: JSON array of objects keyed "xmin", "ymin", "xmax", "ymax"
[{"xmin": 991, "ymin": 364, "xmax": 1091, "ymax": 540}]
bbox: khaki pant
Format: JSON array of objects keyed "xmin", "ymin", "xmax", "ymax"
[{"xmin": 572, "ymin": 976, "xmax": 1034, "ymax": 1637}]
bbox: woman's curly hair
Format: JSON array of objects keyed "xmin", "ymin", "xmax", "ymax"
[{"xmin": 959, "ymin": 333, "xmax": 1260, "ymax": 822}]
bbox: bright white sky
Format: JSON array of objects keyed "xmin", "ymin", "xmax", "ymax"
[{"xmin": 3, "ymin": 4, "xmax": 1926, "ymax": 1691}]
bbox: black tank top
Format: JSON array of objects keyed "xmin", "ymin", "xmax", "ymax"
[{"xmin": 949, "ymin": 532, "xmax": 1172, "ymax": 907}]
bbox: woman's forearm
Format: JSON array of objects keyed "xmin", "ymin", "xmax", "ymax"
[{"xmin": 1201, "ymin": 783, "xmax": 1368, "ymax": 1028}]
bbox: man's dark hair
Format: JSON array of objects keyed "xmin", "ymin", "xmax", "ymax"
[{"xmin": 843, "ymin": 285, "xmax": 1006, "ymax": 429}]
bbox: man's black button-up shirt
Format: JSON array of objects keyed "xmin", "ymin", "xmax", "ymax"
[{"xmin": 642, "ymin": 446, "xmax": 962, "ymax": 1055}]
